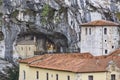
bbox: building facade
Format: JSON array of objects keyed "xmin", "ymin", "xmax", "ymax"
[
  {"xmin": 80, "ymin": 20, "xmax": 120, "ymax": 56},
  {"xmin": 19, "ymin": 51, "xmax": 120, "ymax": 80},
  {"xmin": 16, "ymin": 35, "xmax": 58, "ymax": 58},
  {"xmin": 16, "ymin": 41, "xmax": 37, "ymax": 58},
  {"xmin": 16, "ymin": 36, "xmax": 37, "ymax": 58}
]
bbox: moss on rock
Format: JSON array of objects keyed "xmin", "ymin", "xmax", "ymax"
[{"xmin": 116, "ymin": 12, "xmax": 120, "ymax": 20}]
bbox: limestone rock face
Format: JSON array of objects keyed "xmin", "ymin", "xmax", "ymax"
[
  {"xmin": 0, "ymin": 59, "xmax": 14, "ymax": 80},
  {"xmin": 2, "ymin": 0, "xmax": 120, "ymax": 61}
]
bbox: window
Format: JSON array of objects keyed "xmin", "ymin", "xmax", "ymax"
[
  {"xmin": 112, "ymin": 46, "xmax": 114, "ymax": 49},
  {"xmin": 46, "ymin": 73, "xmax": 49, "ymax": 80},
  {"xmin": 88, "ymin": 76, "xmax": 93, "ymax": 80},
  {"xmin": 29, "ymin": 47, "xmax": 30, "ymax": 51},
  {"xmin": 104, "ymin": 28, "xmax": 107, "ymax": 35},
  {"xmin": 105, "ymin": 40, "xmax": 106, "ymax": 42},
  {"xmin": 21, "ymin": 47, "xmax": 23, "ymax": 50},
  {"xmin": 56, "ymin": 74, "xmax": 58, "ymax": 80},
  {"xmin": 89, "ymin": 28, "xmax": 91, "ymax": 35},
  {"xmin": 85, "ymin": 28, "xmax": 88, "ymax": 35},
  {"xmin": 105, "ymin": 50, "xmax": 108, "ymax": 54},
  {"xmin": 23, "ymin": 70, "xmax": 26, "ymax": 80},
  {"xmin": 51, "ymin": 74, "xmax": 53, "ymax": 77},
  {"xmin": 111, "ymin": 74, "xmax": 115, "ymax": 80},
  {"xmin": 67, "ymin": 76, "xmax": 70, "ymax": 80},
  {"xmin": 36, "ymin": 71, "xmax": 39, "ymax": 79}
]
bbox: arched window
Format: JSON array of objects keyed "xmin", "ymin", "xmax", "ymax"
[
  {"xmin": 21, "ymin": 47, "xmax": 23, "ymax": 50},
  {"xmin": 23, "ymin": 70, "xmax": 26, "ymax": 80},
  {"xmin": 46, "ymin": 73, "xmax": 49, "ymax": 80},
  {"xmin": 105, "ymin": 49, "xmax": 108, "ymax": 54},
  {"xmin": 36, "ymin": 71, "xmax": 39, "ymax": 79},
  {"xmin": 56, "ymin": 74, "xmax": 58, "ymax": 80},
  {"xmin": 104, "ymin": 28, "xmax": 107, "ymax": 35},
  {"xmin": 88, "ymin": 75, "xmax": 93, "ymax": 80},
  {"xmin": 111, "ymin": 74, "xmax": 116, "ymax": 80},
  {"xmin": 68, "ymin": 76, "xmax": 70, "ymax": 80},
  {"xmin": 89, "ymin": 28, "xmax": 91, "ymax": 35},
  {"xmin": 85, "ymin": 28, "xmax": 87, "ymax": 35}
]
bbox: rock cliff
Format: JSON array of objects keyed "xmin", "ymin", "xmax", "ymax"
[
  {"xmin": 0, "ymin": 0, "xmax": 119, "ymax": 79},
  {"xmin": 1, "ymin": 0, "xmax": 120, "ymax": 61}
]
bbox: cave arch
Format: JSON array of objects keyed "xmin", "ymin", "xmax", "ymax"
[{"xmin": 16, "ymin": 31, "xmax": 68, "ymax": 55}]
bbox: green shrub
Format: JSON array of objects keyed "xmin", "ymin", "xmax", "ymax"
[
  {"xmin": 116, "ymin": 12, "xmax": 120, "ymax": 20},
  {"xmin": 41, "ymin": 4, "xmax": 55, "ymax": 24},
  {"xmin": 7, "ymin": 66, "xmax": 19, "ymax": 80},
  {"xmin": 0, "ymin": 0, "xmax": 2, "ymax": 5},
  {"xmin": 11, "ymin": 10, "xmax": 19, "ymax": 17}
]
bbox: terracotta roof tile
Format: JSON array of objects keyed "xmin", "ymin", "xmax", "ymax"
[
  {"xmin": 19, "ymin": 55, "xmax": 47, "ymax": 64},
  {"xmin": 108, "ymin": 49, "xmax": 120, "ymax": 56},
  {"xmin": 81, "ymin": 20, "xmax": 119, "ymax": 26},
  {"xmin": 19, "ymin": 52, "xmax": 120, "ymax": 73}
]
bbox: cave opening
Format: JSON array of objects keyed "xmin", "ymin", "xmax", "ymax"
[{"xmin": 16, "ymin": 32, "xmax": 68, "ymax": 58}]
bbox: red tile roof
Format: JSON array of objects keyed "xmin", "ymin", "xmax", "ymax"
[
  {"xmin": 19, "ymin": 53, "xmax": 93, "ymax": 64},
  {"xmin": 108, "ymin": 49, "xmax": 120, "ymax": 56},
  {"xmin": 81, "ymin": 20, "xmax": 119, "ymax": 26},
  {"xmin": 19, "ymin": 51, "xmax": 120, "ymax": 73}
]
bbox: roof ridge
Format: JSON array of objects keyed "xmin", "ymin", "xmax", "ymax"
[{"xmin": 81, "ymin": 20, "xmax": 119, "ymax": 26}]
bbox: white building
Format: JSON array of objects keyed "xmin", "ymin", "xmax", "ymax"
[{"xmin": 80, "ymin": 20, "xmax": 120, "ymax": 56}]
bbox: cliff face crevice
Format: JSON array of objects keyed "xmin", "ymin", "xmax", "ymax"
[{"xmin": 1, "ymin": 0, "xmax": 120, "ymax": 61}]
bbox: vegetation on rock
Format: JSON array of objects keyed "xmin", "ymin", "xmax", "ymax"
[
  {"xmin": 116, "ymin": 12, "xmax": 120, "ymax": 20},
  {"xmin": 7, "ymin": 66, "xmax": 19, "ymax": 80},
  {"xmin": 11, "ymin": 10, "xmax": 19, "ymax": 18},
  {"xmin": 0, "ymin": 64, "xmax": 19, "ymax": 80},
  {"xmin": 41, "ymin": 4, "xmax": 55, "ymax": 25},
  {"xmin": 0, "ymin": 0, "xmax": 2, "ymax": 5}
]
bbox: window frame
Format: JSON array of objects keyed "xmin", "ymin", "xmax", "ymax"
[
  {"xmin": 46, "ymin": 73, "xmax": 49, "ymax": 80},
  {"xmin": 56, "ymin": 74, "xmax": 58, "ymax": 80},
  {"xmin": 67, "ymin": 75, "xmax": 70, "ymax": 80},
  {"xmin": 111, "ymin": 74, "xmax": 116, "ymax": 80},
  {"xmin": 36, "ymin": 71, "xmax": 39, "ymax": 79},
  {"xmin": 88, "ymin": 75, "xmax": 93, "ymax": 80},
  {"xmin": 21, "ymin": 47, "xmax": 23, "ymax": 50},
  {"xmin": 29, "ymin": 47, "xmax": 30, "ymax": 51},
  {"xmin": 23, "ymin": 70, "xmax": 26, "ymax": 80},
  {"xmin": 85, "ymin": 28, "xmax": 88, "ymax": 35},
  {"xmin": 105, "ymin": 49, "xmax": 108, "ymax": 54},
  {"xmin": 104, "ymin": 28, "xmax": 107, "ymax": 35},
  {"xmin": 89, "ymin": 28, "xmax": 91, "ymax": 35}
]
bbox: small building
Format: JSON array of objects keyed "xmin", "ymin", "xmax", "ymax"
[
  {"xmin": 16, "ymin": 38, "xmax": 37, "ymax": 58},
  {"xmin": 19, "ymin": 50, "xmax": 120, "ymax": 80},
  {"xmin": 80, "ymin": 20, "xmax": 120, "ymax": 56},
  {"xmin": 16, "ymin": 35, "xmax": 57, "ymax": 58}
]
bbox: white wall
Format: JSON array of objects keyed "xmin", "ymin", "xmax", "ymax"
[{"xmin": 81, "ymin": 26, "xmax": 119, "ymax": 56}]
